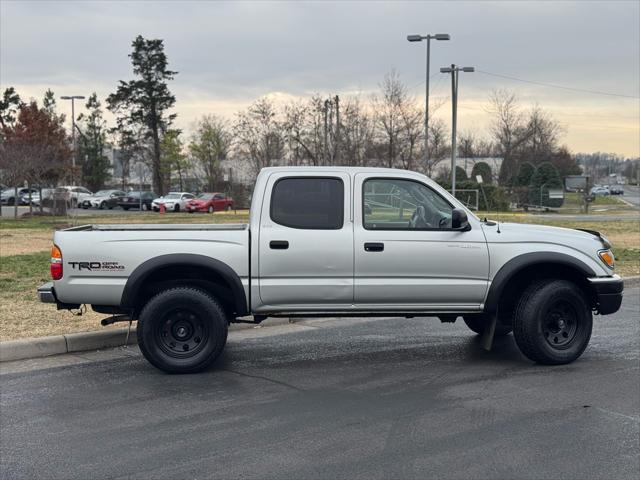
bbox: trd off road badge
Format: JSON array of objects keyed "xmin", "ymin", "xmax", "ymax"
[{"xmin": 67, "ymin": 261, "xmax": 125, "ymax": 271}]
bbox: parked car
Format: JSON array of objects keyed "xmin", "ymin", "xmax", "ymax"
[
  {"xmin": 151, "ymin": 192, "xmax": 195, "ymax": 212},
  {"xmin": 186, "ymin": 192, "xmax": 234, "ymax": 213},
  {"xmin": 54, "ymin": 186, "xmax": 93, "ymax": 207},
  {"xmin": 590, "ymin": 186, "xmax": 610, "ymax": 196},
  {"xmin": 38, "ymin": 166, "xmax": 623, "ymax": 374},
  {"xmin": 117, "ymin": 191, "xmax": 156, "ymax": 211},
  {"xmin": 30, "ymin": 188, "xmax": 54, "ymax": 207},
  {"xmin": 609, "ymin": 185, "xmax": 624, "ymax": 195},
  {"xmin": 0, "ymin": 187, "xmax": 38, "ymax": 206},
  {"xmin": 81, "ymin": 190, "xmax": 127, "ymax": 209}
]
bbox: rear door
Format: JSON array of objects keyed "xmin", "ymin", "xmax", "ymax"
[
  {"xmin": 258, "ymin": 172, "xmax": 353, "ymax": 309},
  {"xmin": 354, "ymin": 173, "xmax": 489, "ymax": 310}
]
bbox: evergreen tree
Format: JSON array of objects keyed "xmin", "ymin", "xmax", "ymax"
[
  {"xmin": 78, "ymin": 93, "xmax": 111, "ymax": 191},
  {"xmin": 107, "ymin": 35, "xmax": 177, "ymax": 195}
]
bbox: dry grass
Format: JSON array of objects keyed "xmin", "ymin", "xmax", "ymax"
[{"xmin": 0, "ymin": 229, "xmax": 54, "ymax": 256}]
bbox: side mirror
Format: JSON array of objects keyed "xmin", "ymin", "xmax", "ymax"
[{"xmin": 451, "ymin": 208, "xmax": 471, "ymax": 231}]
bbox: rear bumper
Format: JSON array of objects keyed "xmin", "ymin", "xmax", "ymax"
[
  {"xmin": 38, "ymin": 282, "xmax": 81, "ymax": 310},
  {"xmin": 38, "ymin": 282, "xmax": 57, "ymax": 303},
  {"xmin": 588, "ymin": 275, "xmax": 624, "ymax": 315}
]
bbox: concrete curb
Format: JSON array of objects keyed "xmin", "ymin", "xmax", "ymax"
[
  {"xmin": 0, "ymin": 317, "xmax": 293, "ymax": 363},
  {"xmin": 1, "ymin": 279, "xmax": 637, "ymax": 363}
]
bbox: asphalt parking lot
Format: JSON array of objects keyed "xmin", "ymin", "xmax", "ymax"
[{"xmin": 1, "ymin": 287, "xmax": 639, "ymax": 480}]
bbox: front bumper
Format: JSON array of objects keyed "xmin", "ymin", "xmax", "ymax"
[{"xmin": 588, "ymin": 275, "xmax": 624, "ymax": 315}]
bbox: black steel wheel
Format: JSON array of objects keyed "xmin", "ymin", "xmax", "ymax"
[
  {"xmin": 137, "ymin": 287, "xmax": 228, "ymax": 373},
  {"xmin": 513, "ymin": 279, "xmax": 592, "ymax": 365}
]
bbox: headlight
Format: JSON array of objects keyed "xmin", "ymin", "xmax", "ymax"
[{"xmin": 598, "ymin": 249, "xmax": 615, "ymax": 269}]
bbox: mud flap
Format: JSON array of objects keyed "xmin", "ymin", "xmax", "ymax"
[{"xmin": 481, "ymin": 314, "xmax": 498, "ymax": 351}]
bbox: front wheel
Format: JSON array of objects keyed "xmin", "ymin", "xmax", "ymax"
[
  {"xmin": 137, "ymin": 287, "xmax": 229, "ymax": 374},
  {"xmin": 513, "ymin": 280, "xmax": 592, "ymax": 365},
  {"xmin": 99, "ymin": 201, "xmax": 106, "ymax": 210}
]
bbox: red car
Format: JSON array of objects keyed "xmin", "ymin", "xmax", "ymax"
[{"xmin": 187, "ymin": 192, "xmax": 234, "ymax": 213}]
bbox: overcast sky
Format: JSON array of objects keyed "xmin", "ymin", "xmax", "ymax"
[{"xmin": 2, "ymin": 0, "xmax": 639, "ymax": 157}]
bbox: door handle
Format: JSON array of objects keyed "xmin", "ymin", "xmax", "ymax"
[
  {"xmin": 364, "ymin": 242, "xmax": 384, "ymax": 252},
  {"xmin": 270, "ymin": 240, "xmax": 289, "ymax": 250}
]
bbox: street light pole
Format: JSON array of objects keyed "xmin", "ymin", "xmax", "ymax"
[
  {"xmin": 440, "ymin": 65, "xmax": 474, "ymax": 197},
  {"xmin": 407, "ymin": 33, "xmax": 450, "ymax": 167},
  {"xmin": 60, "ymin": 95, "xmax": 85, "ymax": 179}
]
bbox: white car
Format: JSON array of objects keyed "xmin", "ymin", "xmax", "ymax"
[
  {"xmin": 590, "ymin": 186, "xmax": 610, "ymax": 196},
  {"xmin": 55, "ymin": 186, "xmax": 93, "ymax": 207},
  {"xmin": 151, "ymin": 192, "xmax": 195, "ymax": 212}
]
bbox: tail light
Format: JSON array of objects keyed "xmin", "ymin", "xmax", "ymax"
[{"xmin": 51, "ymin": 245, "xmax": 63, "ymax": 280}]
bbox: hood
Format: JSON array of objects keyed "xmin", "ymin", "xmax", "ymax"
[{"xmin": 485, "ymin": 221, "xmax": 609, "ymax": 250}]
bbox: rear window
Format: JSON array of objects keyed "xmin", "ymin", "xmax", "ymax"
[{"xmin": 270, "ymin": 177, "xmax": 344, "ymax": 229}]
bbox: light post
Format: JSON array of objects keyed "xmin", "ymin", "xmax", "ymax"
[
  {"xmin": 440, "ymin": 64, "xmax": 474, "ymax": 197},
  {"xmin": 60, "ymin": 95, "xmax": 85, "ymax": 180},
  {"xmin": 407, "ymin": 33, "xmax": 450, "ymax": 166}
]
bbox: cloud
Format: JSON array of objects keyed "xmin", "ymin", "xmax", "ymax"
[{"xmin": 2, "ymin": 0, "xmax": 638, "ymax": 155}]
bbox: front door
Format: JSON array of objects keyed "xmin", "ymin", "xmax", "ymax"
[
  {"xmin": 354, "ymin": 173, "xmax": 489, "ymax": 310},
  {"xmin": 258, "ymin": 172, "xmax": 353, "ymax": 309}
]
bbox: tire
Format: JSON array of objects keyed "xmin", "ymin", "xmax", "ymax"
[
  {"xmin": 208, "ymin": 206, "xmax": 214, "ymax": 214},
  {"xmin": 174, "ymin": 204, "xmax": 180, "ymax": 212},
  {"xmin": 137, "ymin": 287, "xmax": 229, "ymax": 374},
  {"xmin": 7, "ymin": 198, "xmax": 15, "ymax": 206},
  {"xmin": 463, "ymin": 315, "xmax": 512, "ymax": 336},
  {"xmin": 513, "ymin": 280, "xmax": 592, "ymax": 365},
  {"xmin": 99, "ymin": 201, "xmax": 106, "ymax": 210}
]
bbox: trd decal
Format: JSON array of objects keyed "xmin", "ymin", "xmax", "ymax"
[{"xmin": 68, "ymin": 261, "xmax": 125, "ymax": 271}]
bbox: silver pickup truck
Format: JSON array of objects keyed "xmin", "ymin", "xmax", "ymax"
[{"xmin": 38, "ymin": 167, "xmax": 623, "ymax": 373}]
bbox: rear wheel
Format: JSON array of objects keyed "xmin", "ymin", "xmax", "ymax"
[
  {"xmin": 463, "ymin": 315, "xmax": 512, "ymax": 336},
  {"xmin": 99, "ymin": 201, "xmax": 106, "ymax": 210},
  {"xmin": 137, "ymin": 287, "xmax": 228, "ymax": 374},
  {"xmin": 513, "ymin": 280, "xmax": 592, "ymax": 365}
]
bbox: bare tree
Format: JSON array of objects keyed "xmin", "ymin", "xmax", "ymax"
[
  {"xmin": 189, "ymin": 115, "xmax": 230, "ymax": 191},
  {"xmin": 339, "ymin": 96, "xmax": 374, "ymax": 167},
  {"xmin": 486, "ymin": 89, "xmax": 531, "ymax": 184},
  {"xmin": 425, "ymin": 118, "xmax": 450, "ymax": 176},
  {"xmin": 234, "ymin": 97, "xmax": 284, "ymax": 177},
  {"xmin": 372, "ymin": 69, "xmax": 412, "ymax": 168}
]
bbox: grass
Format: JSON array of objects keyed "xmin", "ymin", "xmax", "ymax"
[{"xmin": 0, "ymin": 208, "xmax": 637, "ymax": 341}]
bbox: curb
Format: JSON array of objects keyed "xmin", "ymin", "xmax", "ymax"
[
  {"xmin": 0, "ymin": 317, "xmax": 293, "ymax": 363},
  {"xmin": 1, "ymin": 279, "xmax": 638, "ymax": 363}
]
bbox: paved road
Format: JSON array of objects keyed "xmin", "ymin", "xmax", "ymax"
[
  {"xmin": 623, "ymin": 184, "xmax": 640, "ymax": 208},
  {"xmin": 2, "ymin": 288, "xmax": 638, "ymax": 480}
]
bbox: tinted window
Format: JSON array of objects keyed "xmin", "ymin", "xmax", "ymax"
[
  {"xmin": 271, "ymin": 177, "xmax": 344, "ymax": 229},
  {"xmin": 363, "ymin": 178, "xmax": 454, "ymax": 230}
]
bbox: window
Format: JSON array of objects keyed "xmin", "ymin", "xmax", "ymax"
[
  {"xmin": 363, "ymin": 178, "xmax": 454, "ymax": 230},
  {"xmin": 271, "ymin": 177, "xmax": 344, "ymax": 229}
]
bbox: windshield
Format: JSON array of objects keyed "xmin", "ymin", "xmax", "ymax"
[
  {"xmin": 197, "ymin": 193, "xmax": 214, "ymax": 200},
  {"xmin": 164, "ymin": 194, "xmax": 181, "ymax": 199}
]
